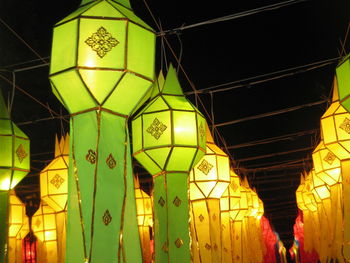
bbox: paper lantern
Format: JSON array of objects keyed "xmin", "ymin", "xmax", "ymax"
[
  {"xmin": 219, "ymin": 169, "xmax": 241, "ymax": 263},
  {"xmin": 189, "ymin": 125, "xmax": 230, "ymax": 263},
  {"xmin": 134, "ymin": 176, "xmax": 153, "ymax": 263},
  {"xmin": 335, "ymin": 55, "xmax": 350, "ymax": 111},
  {"xmin": 49, "ymin": 0, "xmax": 155, "ymax": 262},
  {"xmin": 132, "ymin": 65, "xmax": 206, "ymax": 262},
  {"xmin": 40, "ymin": 135, "xmax": 68, "ymax": 212},
  {"xmin": 23, "ymin": 233, "xmax": 37, "ymax": 263},
  {"xmin": 312, "ymin": 140, "xmax": 342, "ymax": 186},
  {"xmin": 8, "ymin": 190, "xmax": 27, "ymax": 263},
  {"xmin": 0, "ymin": 90, "xmax": 30, "ymax": 262},
  {"xmin": 32, "ymin": 202, "xmax": 58, "ymax": 263}
]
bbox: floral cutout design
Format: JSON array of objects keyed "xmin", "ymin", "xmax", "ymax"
[
  {"xmin": 85, "ymin": 27, "xmax": 119, "ymax": 58},
  {"xmin": 197, "ymin": 159, "xmax": 214, "ymax": 175},
  {"xmin": 50, "ymin": 174, "xmax": 65, "ymax": 189},
  {"xmin": 340, "ymin": 117, "xmax": 350, "ymax": 134},
  {"xmin": 103, "ymin": 209, "xmax": 112, "ymax": 226},
  {"xmin": 147, "ymin": 118, "xmax": 167, "ymax": 140},
  {"xmin": 86, "ymin": 149, "xmax": 97, "ymax": 164},
  {"xmin": 324, "ymin": 151, "xmax": 336, "ymax": 165},
  {"xmin": 106, "ymin": 153, "xmax": 116, "ymax": 169}
]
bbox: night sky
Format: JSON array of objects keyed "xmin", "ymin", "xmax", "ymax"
[{"xmin": 1, "ymin": 0, "xmax": 350, "ymax": 252}]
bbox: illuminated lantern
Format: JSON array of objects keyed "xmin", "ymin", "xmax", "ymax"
[
  {"xmin": 219, "ymin": 169, "xmax": 241, "ymax": 263},
  {"xmin": 335, "ymin": 55, "xmax": 350, "ymax": 111},
  {"xmin": 39, "ymin": 134, "xmax": 69, "ymax": 263},
  {"xmin": 8, "ymin": 190, "xmax": 27, "ymax": 263},
  {"xmin": 229, "ymin": 179, "xmax": 249, "ymax": 263},
  {"xmin": 49, "ymin": 0, "xmax": 155, "ymax": 262},
  {"xmin": 320, "ymin": 79, "xmax": 350, "ymax": 260},
  {"xmin": 134, "ymin": 176, "xmax": 153, "ymax": 263},
  {"xmin": 189, "ymin": 124, "xmax": 230, "ymax": 263},
  {"xmin": 23, "ymin": 232, "xmax": 37, "ymax": 263},
  {"xmin": 261, "ymin": 216, "xmax": 277, "ymax": 263},
  {"xmin": 132, "ymin": 65, "xmax": 206, "ymax": 262},
  {"xmin": 0, "ymin": 90, "xmax": 30, "ymax": 262},
  {"xmin": 32, "ymin": 202, "xmax": 58, "ymax": 263}
]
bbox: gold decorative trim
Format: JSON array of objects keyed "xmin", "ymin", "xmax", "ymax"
[
  {"xmin": 205, "ymin": 243, "xmax": 211, "ymax": 250},
  {"xmin": 197, "ymin": 159, "xmax": 213, "ymax": 175},
  {"xmin": 340, "ymin": 117, "xmax": 350, "ymax": 134},
  {"xmin": 323, "ymin": 151, "xmax": 336, "ymax": 165},
  {"xmin": 146, "ymin": 118, "xmax": 167, "ymax": 140},
  {"xmin": 50, "ymin": 174, "xmax": 65, "ymax": 189},
  {"xmin": 173, "ymin": 196, "xmax": 182, "ymax": 207},
  {"xmin": 199, "ymin": 214, "xmax": 204, "ymax": 222}
]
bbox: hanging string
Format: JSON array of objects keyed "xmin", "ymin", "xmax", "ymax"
[
  {"xmin": 175, "ymin": 29, "xmax": 184, "ymax": 73},
  {"xmin": 9, "ymin": 71, "xmax": 16, "ymax": 116}
]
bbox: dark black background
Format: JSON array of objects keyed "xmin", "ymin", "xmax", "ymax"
[{"xmin": 1, "ymin": 0, "xmax": 349, "ymax": 256}]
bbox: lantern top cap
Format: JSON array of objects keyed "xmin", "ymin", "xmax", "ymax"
[
  {"xmin": 80, "ymin": 0, "xmax": 131, "ymax": 9},
  {"xmin": 0, "ymin": 89, "xmax": 9, "ymax": 119},
  {"xmin": 332, "ymin": 76, "xmax": 339, "ymax": 102},
  {"xmin": 151, "ymin": 64, "xmax": 185, "ymax": 98},
  {"xmin": 55, "ymin": 133, "xmax": 70, "ymax": 157}
]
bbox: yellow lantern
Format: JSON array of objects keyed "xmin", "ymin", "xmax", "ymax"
[
  {"xmin": 8, "ymin": 190, "xmax": 28, "ymax": 263},
  {"xmin": 134, "ymin": 176, "xmax": 153, "ymax": 263},
  {"xmin": 189, "ymin": 125, "xmax": 230, "ymax": 263},
  {"xmin": 32, "ymin": 202, "xmax": 58, "ymax": 263},
  {"xmin": 39, "ymin": 134, "xmax": 68, "ymax": 263},
  {"xmin": 219, "ymin": 169, "xmax": 241, "ymax": 263},
  {"xmin": 40, "ymin": 134, "xmax": 68, "ymax": 212},
  {"xmin": 312, "ymin": 140, "xmax": 342, "ymax": 186}
]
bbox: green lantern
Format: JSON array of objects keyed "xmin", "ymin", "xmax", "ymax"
[
  {"xmin": 0, "ymin": 90, "xmax": 30, "ymax": 262},
  {"xmin": 132, "ymin": 65, "xmax": 207, "ymax": 262},
  {"xmin": 49, "ymin": 0, "xmax": 155, "ymax": 262},
  {"xmin": 336, "ymin": 55, "xmax": 350, "ymax": 111}
]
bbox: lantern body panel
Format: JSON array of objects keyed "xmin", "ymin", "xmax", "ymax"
[{"xmin": 336, "ymin": 56, "xmax": 350, "ymax": 111}]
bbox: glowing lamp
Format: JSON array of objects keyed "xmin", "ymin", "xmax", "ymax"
[
  {"xmin": 321, "ymin": 78, "xmax": 350, "ymax": 160},
  {"xmin": 312, "ymin": 140, "xmax": 341, "ymax": 186},
  {"xmin": 0, "ymin": 90, "xmax": 30, "ymax": 191},
  {"xmin": 335, "ymin": 55, "xmax": 350, "ymax": 111},
  {"xmin": 23, "ymin": 233, "xmax": 37, "ymax": 263},
  {"xmin": 189, "ymin": 126, "xmax": 230, "ymax": 262},
  {"xmin": 134, "ymin": 177, "xmax": 153, "ymax": 263},
  {"xmin": 40, "ymin": 135, "xmax": 69, "ymax": 212},
  {"xmin": 49, "ymin": 0, "xmax": 155, "ymax": 261},
  {"xmin": 132, "ymin": 65, "xmax": 206, "ymax": 262},
  {"xmin": 32, "ymin": 203, "xmax": 57, "ymax": 263}
]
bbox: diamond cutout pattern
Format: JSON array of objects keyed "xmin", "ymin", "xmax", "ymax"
[
  {"xmin": 50, "ymin": 174, "xmax": 65, "ymax": 189},
  {"xmin": 16, "ymin": 144, "xmax": 27, "ymax": 163},
  {"xmin": 197, "ymin": 159, "xmax": 214, "ymax": 175},
  {"xmin": 173, "ymin": 196, "xmax": 182, "ymax": 207},
  {"xmin": 85, "ymin": 27, "xmax": 119, "ymax": 58},
  {"xmin": 146, "ymin": 118, "xmax": 167, "ymax": 140},
  {"xmin": 340, "ymin": 117, "xmax": 350, "ymax": 134},
  {"xmin": 324, "ymin": 151, "xmax": 336, "ymax": 165},
  {"xmin": 175, "ymin": 238, "xmax": 183, "ymax": 248}
]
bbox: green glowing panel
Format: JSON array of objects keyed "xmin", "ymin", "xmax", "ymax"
[
  {"xmin": 0, "ymin": 192, "xmax": 9, "ymax": 262},
  {"xmin": 0, "ymin": 137, "xmax": 12, "ymax": 167},
  {"xmin": 56, "ymin": 4, "xmax": 92, "ymax": 26},
  {"xmin": 79, "ymin": 69, "xmax": 123, "ymax": 104},
  {"xmin": 166, "ymin": 147, "xmax": 197, "ymax": 171},
  {"xmin": 0, "ymin": 95, "xmax": 8, "ymax": 119},
  {"xmin": 13, "ymin": 123, "xmax": 27, "ymax": 138},
  {"xmin": 167, "ymin": 173, "xmax": 190, "ymax": 262},
  {"xmin": 0, "ymin": 170, "xmax": 11, "ymax": 190},
  {"xmin": 78, "ymin": 19, "xmax": 126, "ymax": 69},
  {"xmin": 135, "ymin": 151, "xmax": 161, "ymax": 175},
  {"xmin": 0, "ymin": 120, "xmax": 12, "ymax": 134},
  {"xmin": 162, "ymin": 65, "xmax": 183, "ymax": 95},
  {"xmin": 336, "ymin": 57, "xmax": 350, "ymax": 111},
  {"xmin": 143, "ymin": 111, "xmax": 171, "ymax": 148},
  {"xmin": 50, "ymin": 19, "xmax": 78, "ymax": 74},
  {"xmin": 145, "ymin": 147, "xmax": 171, "ymax": 169},
  {"xmin": 50, "ymin": 70, "xmax": 96, "ymax": 113},
  {"xmin": 103, "ymin": 73, "xmax": 153, "ymax": 115},
  {"xmin": 163, "ymin": 95, "xmax": 196, "ymax": 111},
  {"xmin": 10, "ymin": 170, "xmax": 28, "ymax": 189},
  {"xmin": 153, "ymin": 175, "xmax": 168, "ymax": 263},
  {"xmin": 131, "ymin": 116, "xmax": 142, "ymax": 153},
  {"xmin": 50, "ymin": 82, "xmax": 66, "ymax": 108},
  {"xmin": 173, "ymin": 111, "xmax": 197, "ymax": 146},
  {"xmin": 83, "ymin": 1, "xmax": 124, "ymax": 18},
  {"xmin": 143, "ymin": 97, "xmax": 169, "ymax": 113},
  {"xmin": 127, "ymin": 22, "xmax": 155, "ymax": 79}
]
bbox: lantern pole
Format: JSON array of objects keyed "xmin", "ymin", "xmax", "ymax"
[{"xmin": 49, "ymin": 0, "xmax": 156, "ymax": 262}]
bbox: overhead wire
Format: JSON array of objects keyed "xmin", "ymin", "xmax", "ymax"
[{"xmin": 158, "ymin": 0, "xmax": 310, "ymax": 36}]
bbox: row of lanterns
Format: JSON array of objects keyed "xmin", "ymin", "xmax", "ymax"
[
  {"xmin": 294, "ymin": 54, "xmax": 350, "ymax": 263},
  {"xmin": 0, "ymin": 64, "xmax": 284, "ymax": 262}
]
